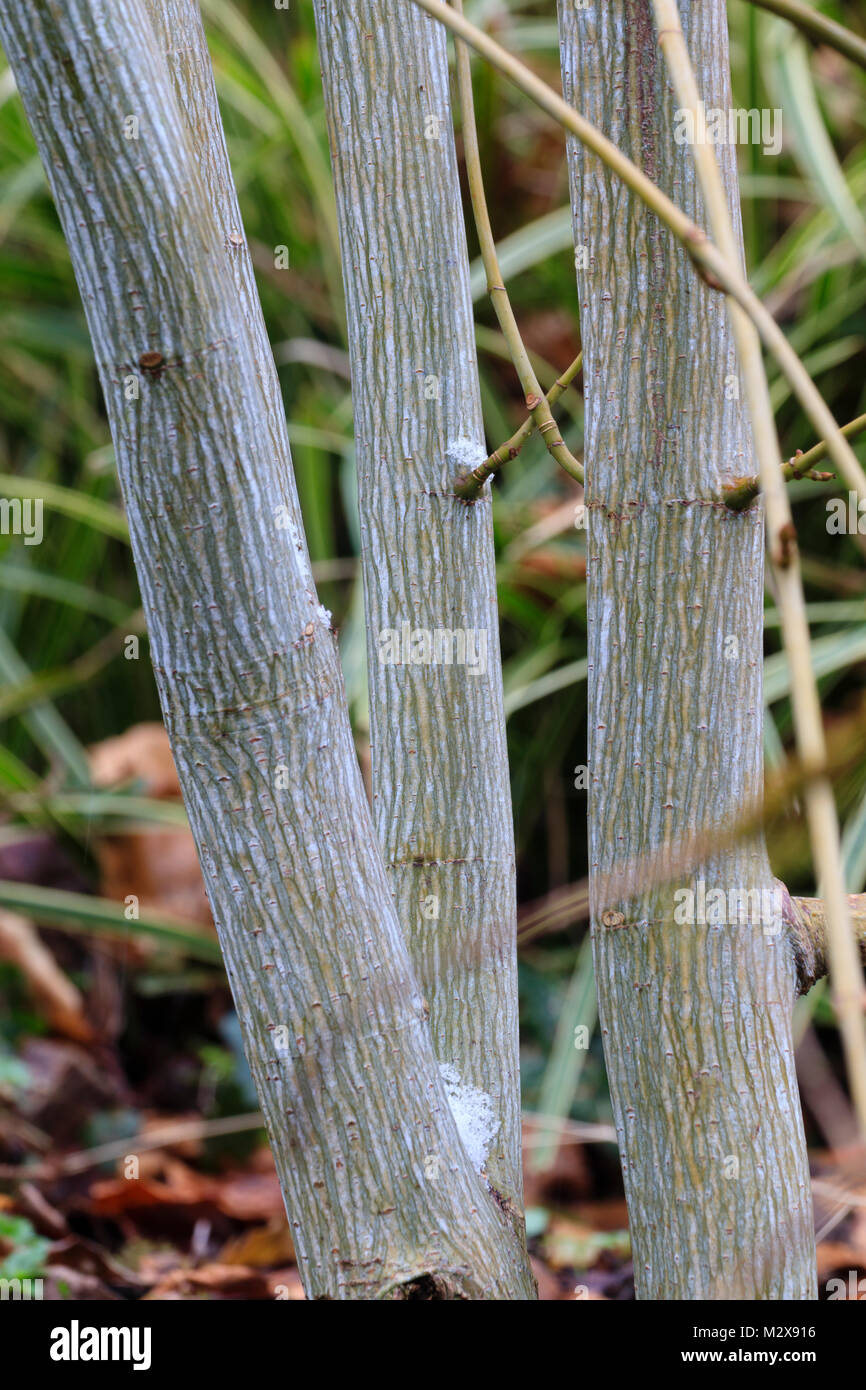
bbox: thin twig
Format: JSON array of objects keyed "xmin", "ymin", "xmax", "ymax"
[
  {"xmin": 457, "ymin": 352, "xmax": 583, "ymax": 499},
  {"xmin": 516, "ymin": 695, "xmax": 866, "ymax": 951},
  {"xmin": 744, "ymin": 0, "xmax": 866, "ymax": 72},
  {"xmin": 514, "ymin": 689, "xmax": 866, "ymax": 941},
  {"xmin": 725, "ymin": 411, "xmax": 866, "ymax": 510},
  {"xmin": 408, "ymin": 0, "xmax": 866, "ymax": 504},
  {"xmin": 449, "ymin": 0, "xmax": 582, "ymax": 500}
]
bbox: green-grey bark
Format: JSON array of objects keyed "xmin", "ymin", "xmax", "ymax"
[
  {"xmin": 0, "ymin": 0, "xmax": 532, "ymax": 1299},
  {"xmin": 558, "ymin": 0, "xmax": 816, "ymax": 1297},
  {"xmin": 311, "ymin": 0, "xmax": 527, "ymax": 1247}
]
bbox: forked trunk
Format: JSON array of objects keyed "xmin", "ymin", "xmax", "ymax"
[{"xmin": 0, "ymin": 0, "xmax": 531, "ymax": 1300}]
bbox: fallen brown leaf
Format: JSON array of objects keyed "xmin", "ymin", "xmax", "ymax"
[
  {"xmin": 219, "ymin": 1216, "xmax": 295, "ymax": 1268},
  {"xmin": 89, "ymin": 723, "xmax": 211, "ymax": 927},
  {"xmin": 143, "ymin": 1262, "xmax": 271, "ymax": 1300}
]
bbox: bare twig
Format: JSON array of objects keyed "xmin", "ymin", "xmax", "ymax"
[
  {"xmin": 449, "ymin": 0, "xmax": 582, "ymax": 500},
  {"xmin": 457, "ymin": 352, "xmax": 583, "ymax": 499},
  {"xmin": 408, "ymin": 0, "xmax": 866, "ymax": 503},
  {"xmin": 517, "ymin": 693, "xmax": 866, "ymax": 952},
  {"xmin": 725, "ymin": 411, "xmax": 866, "ymax": 510}
]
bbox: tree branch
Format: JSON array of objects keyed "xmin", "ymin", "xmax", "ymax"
[
  {"xmin": 456, "ymin": 352, "xmax": 583, "ymax": 500},
  {"xmin": 724, "ymin": 411, "xmax": 866, "ymax": 510}
]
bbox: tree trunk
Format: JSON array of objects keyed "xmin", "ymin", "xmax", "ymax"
[
  {"xmin": 312, "ymin": 0, "xmax": 527, "ymax": 1243},
  {"xmin": 558, "ymin": 0, "xmax": 817, "ymax": 1297},
  {"xmin": 0, "ymin": 0, "xmax": 531, "ymax": 1299}
]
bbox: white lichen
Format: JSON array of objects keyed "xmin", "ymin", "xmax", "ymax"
[
  {"xmin": 438, "ymin": 1062, "xmax": 497, "ymax": 1176},
  {"xmin": 445, "ymin": 435, "xmax": 487, "ymax": 473}
]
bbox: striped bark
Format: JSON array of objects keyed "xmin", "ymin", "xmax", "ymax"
[
  {"xmin": 0, "ymin": 0, "xmax": 531, "ymax": 1298},
  {"xmin": 312, "ymin": 0, "xmax": 527, "ymax": 1239},
  {"xmin": 558, "ymin": 0, "xmax": 816, "ymax": 1297}
]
